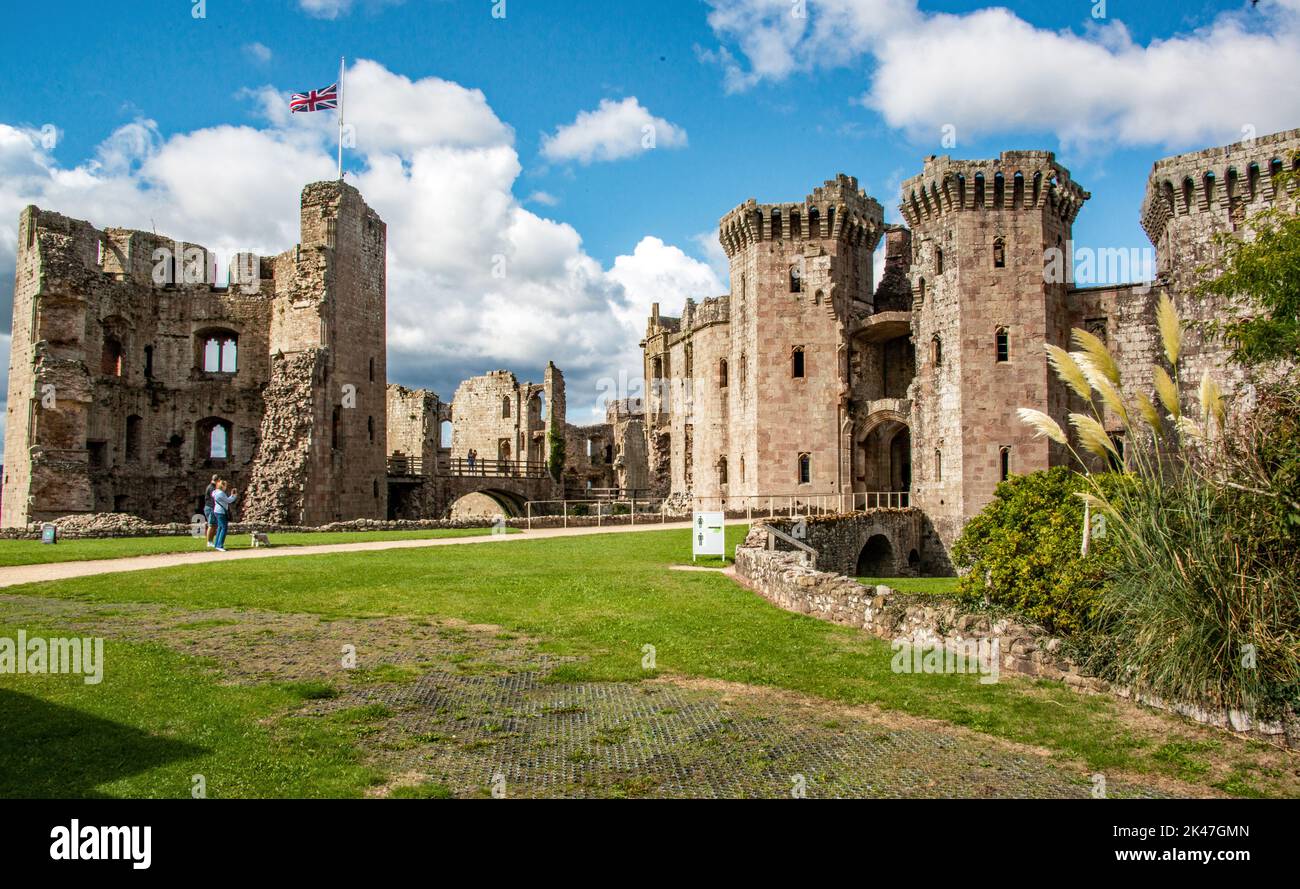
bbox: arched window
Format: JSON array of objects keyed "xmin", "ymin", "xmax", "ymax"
[
  {"xmin": 771, "ymin": 209, "xmax": 782, "ymax": 239},
  {"xmin": 1012, "ymin": 171, "xmax": 1025, "ymax": 208},
  {"xmin": 1247, "ymin": 163, "xmax": 1260, "ymax": 199},
  {"xmin": 808, "ymin": 208, "xmax": 820, "ymax": 237},
  {"xmin": 993, "ymin": 172, "xmax": 1005, "ymax": 207},
  {"xmin": 974, "ymin": 173, "xmax": 986, "ymax": 208},
  {"xmin": 789, "ymin": 264, "xmax": 802, "ymax": 293},
  {"xmin": 1203, "ymin": 171, "xmax": 1216, "ymax": 206},
  {"xmin": 791, "ymin": 346, "xmax": 805, "ymax": 378},
  {"xmin": 934, "ymin": 448, "xmax": 942, "ymax": 482},
  {"xmin": 502, "ymin": 396, "xmax": 511, "ymax": 418},
  {"xmin": 992, "ymin": 237, "xmax": 1006, "ymax": 269},
  {"xmin": 718, "ymin": 456, "xmax": 728, "ymax": 485},
  {"xmin": 797, "ymin": 453, "xmax": 811, "ymax": 485},
  {"xmin": 996, "ymin": 327, "xmax": 1009, "ymax": 362},
  {"xmin": 719, "ymin": 358, "xmax": 728, "ymax": 388},
  {"xmin": 101, "ymin": 336, "xmax": 124, "ymax": 377},
  {"xmin": 196, "ymin": 417, "xmax": 232, "ymax": 462},
  {"xmin": 999, "ymin": 446, "xmax": 1011, "ymax": 481},
  {"xmin": 1182, "ymin": 177, "xmax": 1194, "ymax": 212},
  {"xmin": 439, "ymin": 420, "xmax": 453, "ymax": 448},
  {"xmin": 931, "ymin": 335, "xmax": 942, "ymax": 367},
  {"xmin": 198, "ymin": 330, "xmax": 237, "ymax": 373}
]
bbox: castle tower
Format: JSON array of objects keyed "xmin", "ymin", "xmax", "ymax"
[
  {"xmin": 901, "ymin": 152, "xmax": 1089, "ymax": 548},
  {"xmin": 243, "ymin": 181, "xmax": 388, "ymax": 524},
  {"xmin": 1140, "ymin": 127, "xmax": 1300, "ymax": 400},
  {"xmin": 713, "ymin": 174, "xmax": 885, "ymax": 502}
]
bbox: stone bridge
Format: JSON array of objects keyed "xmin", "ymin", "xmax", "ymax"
[
  {"xmin": 386, "ymin": 456, "xmax": 561, "ymax": 518},
  {"xmin": 755, "ymin": 509, "xmax": 941, "ymax": 578}
]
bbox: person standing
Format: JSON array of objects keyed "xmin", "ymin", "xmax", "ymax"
[
  {"xmin": 467, "ymin": 448, "xmax": 477, "ymax": 473},
  {"xmin": 203, "ymin": 475, "xmax": 220, "ymax": 548},
  {"xmin": 211, "ymin": 480, "xmax": 239, "ymax": 552}
]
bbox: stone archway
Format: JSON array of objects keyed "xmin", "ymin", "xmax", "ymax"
[
  {"xmin": 855, "ymin": 534, "xmax": 896, "ymax": 576},
  {"xmin": 856, "ymin": 413, "xmax": 911, "ymax": 492}
]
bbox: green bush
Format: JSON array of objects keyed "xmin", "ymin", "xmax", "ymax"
[{"xmin": 952, "ymin": 467, "xmax": 1123, "ymax": 635}]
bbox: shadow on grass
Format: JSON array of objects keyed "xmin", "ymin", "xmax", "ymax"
[{"xmin": 0, "ymin": 688, "xmax": 206, "ymax": 798}]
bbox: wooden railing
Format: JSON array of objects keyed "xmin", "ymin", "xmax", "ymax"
[
  {"xmin": 446, "ymin": 458, "xmax": 550, "ymax": 479},
  {"xmin": 386, "ymin": 455, "xmax": 425, "ymax": 477}
]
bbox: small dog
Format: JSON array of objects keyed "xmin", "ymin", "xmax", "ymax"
[{"xmin": 250, "ymin": 531, "xmax": 271, "ymax": 548}]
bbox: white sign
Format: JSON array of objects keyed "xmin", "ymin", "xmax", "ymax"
[{"xmin": 692, "ymin": 511, "xmax": 725, "ymax": 561}]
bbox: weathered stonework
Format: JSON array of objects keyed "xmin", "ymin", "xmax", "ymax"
[
  {"xmin": 631, "ymin": 129, "xmax": 1300, "ymax": 567},
  {"xmin": 3, "ymin": 180, "xmax": 388, "ymax": 527}
]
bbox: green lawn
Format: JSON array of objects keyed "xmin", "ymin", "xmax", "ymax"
[
  {"xmin": 0, "ymin": 527, "xmax": 510, "ymax": 567},
  {"xmin": 0, "ymin": 623, "xmax": 382, "ymax": 798},
  {"xmin": 2, "ymin": 524, "xmax": 1284, "ymax": 797},
  {"xmin": 858, "ymin": 576, "xmax": 960, "ymax": 595}
]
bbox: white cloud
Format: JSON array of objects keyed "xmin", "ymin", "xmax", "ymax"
[
  {"xmin": 0, "ymin": 60, "xmax": 712, "ymax": 440},
  {"xmin": 243, "ymin": 42, "xmax": 272, "ymax": 64},
  {"xmin": 526, "ymin": 190, "xmax": 559, "ymax": 206},
  {"xmin": 299, "ymin": 0, "xmax": 352, "ymax": 19},
  {"xmin": 541, "ymin": 97, "xmax": 687, "ymax": 164},
  {"xmin": 703, "ymin": 0, "xmax": 1300, "ymax": 149}
]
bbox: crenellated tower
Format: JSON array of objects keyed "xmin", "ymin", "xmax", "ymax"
[
  {"xmin": 900, "ymin": 151, "xmax": 1089, "ymax": 547},
  {"xmin": 712, "ymin": 174, "xmax": 885, "ymax": 500}
]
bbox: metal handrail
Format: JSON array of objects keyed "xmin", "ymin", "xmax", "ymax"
[{"xmin": 762, "ymin": 523, "xmax": 818, "ymax": 565}]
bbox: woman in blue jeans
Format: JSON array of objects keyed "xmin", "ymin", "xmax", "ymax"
[{"xmin": 211, "ymin": 480, "xmax": 239, "ymax": 552}]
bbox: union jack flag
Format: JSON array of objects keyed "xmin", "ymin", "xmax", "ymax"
[{"xmin": 290, "ymin": 83, "xmax": 339, "ymax": 113}]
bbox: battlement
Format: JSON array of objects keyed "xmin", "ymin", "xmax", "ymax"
[
  {"xmin": 718, "ymin": 174, "xmax": 884, "ymax": 258},
  {"xmin": 899, "ymin": 151, "xmax": 1090, "ymax": 227},
  {"xmin": 680, "ymin": 294, "xmax": 730, "ymax": 334},
  {"xmin": 1140, "ymin": 127, "xmax": 1300, "ymax": 245}
]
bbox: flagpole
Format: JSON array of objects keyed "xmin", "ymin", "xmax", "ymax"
[{"xmin": 337, "ymin": 56, "xmax": 345, "ymax": 181}]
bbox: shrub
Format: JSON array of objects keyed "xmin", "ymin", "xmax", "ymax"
[
  {"xmin": 1019, "ymin": 295, "xmax": 1300, "ymax": 721},
  {"xmin": 952, "ymin": 467, "xmax": 1121, "ymax": 635}
]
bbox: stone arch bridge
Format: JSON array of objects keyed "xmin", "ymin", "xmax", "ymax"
[
  {"xmin": 386, "ymin": 455, "xmax": 561, "ymax": 518},
  {"xmin": 756, "ymin": 509, "xmax": 935, "ymax": 578}
]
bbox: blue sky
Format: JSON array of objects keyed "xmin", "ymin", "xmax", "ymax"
[{"xmin": 1, "ymin": 0, "xmax": 1297, "ymax": 449}]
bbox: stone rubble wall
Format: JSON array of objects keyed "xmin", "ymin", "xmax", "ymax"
[{"xmin": 734, "ymin": 528, "xmax": 1298, "ymax": 747}]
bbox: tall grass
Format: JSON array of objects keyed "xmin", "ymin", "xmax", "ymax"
[{"xmin": 1022, "ymin": 295, "xmax": 1300, "ymax": 721}]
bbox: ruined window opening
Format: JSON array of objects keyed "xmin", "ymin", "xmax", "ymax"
[
  {"xmin": 771, "ymin": 210, "xmax": 782, "ymax": 239},
  {"xmin": 367, "ymin": 416, "xmax": 375, "ymax": 444},
  {"xmin": 502, "ymin": 396, "xmax": 511, "ymax": 418},
  {"xmin": 1247, "ymin": 163, "xmax": 1260, "ymax": 199},
  {"xmin": 125, "ymin": 415, "xmax": 142, "ymax": 463},
  {"xmin": 1182, "ymin": 177, "xmax": 1194, "ymax": 212},
  {"xmin": 718, "ymin": 457, "xmax": 728, "ymax": 485},
  {"xmin": 332, "ymin": 406, "xmax": 342, "ymax": 450},
  {"xmin": 931, "ymin": 335, "xmax": 943, "ymax": 368},
  {"xmin": 789, "ymin": 264, "xmax": 801, "ymax": 293},
  {"xmin": 200, "ymin": 332, "xmax": 237, "ymax": 373},
  {"xmin": 87, "ymin": 440, "xmax": 107, "ymax": 469},
  {"xmin": 101, "ymin": 336, "xmax": 124, "ymax": 377},
  {"xmin": 992, "ymin": 237, "xmax": 1006, "ymax": 269},
  {"xmin": 993, "ymin": 172, "xmax": 1005, "ymax": 207},
  {"xmin": 808, "ymin": 209, "xmax": 820, "ymax": 237},
  {"xmin": 1203, "ymin": 171, "xmax": 1216, "ymax": 206},
  {"xmin": 797, "ymin": 453, "xmax": 811, "ymax": 485},
  {"xmin": 934, "ymin": 449, "xmax": 942, "ymax": 482},
  {"xmin": 1269, "ymin": 158, "xmax": 1283, "ymax": 177},
  {"xmin": 144, "ymin": 345, "xmax": 154, "ymax": 379},
  {"xmin": 719, "ymin": 359, "xmax": 728, "ymax": 389},
  {"xmin": 195, "ymin": 418, "xmax": 232, "ymax": 462},
  {"xmin": 1031, "ymin": 171, "xmax": 1042, "ymax": 206},
  {"xmin": 791, "ymin": 346, "xmax": 805, "ymax": 379},
  {"xmin": 974, "ymin": 173, "xmax": 986, "ymax": 208},
  {"xmin": 917, "ymin": 277, "xmax": 926, "ymax": 304},
  {"xmin": 996, "ymin": 327, "xmax": 1009, "ymax": 362},
  {"xmin": 1012, "ymin": 172, "xmax": 1025, "ymax": 208},
  {"xmin": 826, "ymin": 207, "xmax": 835, "ymax": 234},
  {"xmin": 439, "ymin": 420, "xmax": 452, "ymax": 448},
  {"xmin": 999, "ymin": 446, "xmax": 1011, "ymax": 481},
  {"xmin": 935, "ymin": 248, "xmax": 943, "ymax": 274},
  {"xmin": 652, "ymin": 356, "xmax": 663, "ymax": 379},
  {"xmin": 1163, "ymin": 180, "xmax": 1176, "ymax": 213},
  {"xmin": 790, "ymin": 211, "xmax": 801, "ymax": 238},
  {"xmin": 96, "ymin": 239, "xmax": 105, "ymax": 267}
]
